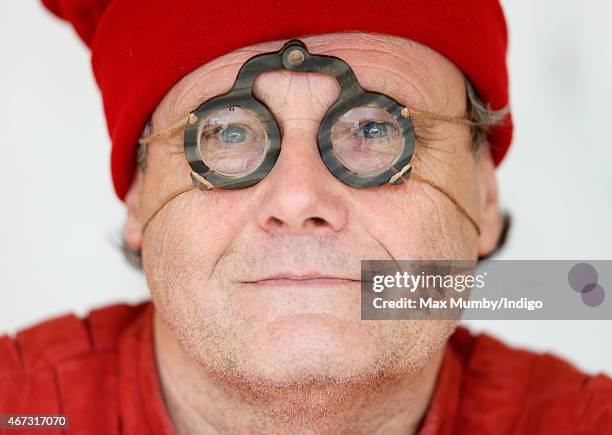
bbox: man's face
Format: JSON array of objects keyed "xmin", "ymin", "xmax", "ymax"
[{"xmin": 125, "ymin": 33, "xmax": 501, "ymax": 388}]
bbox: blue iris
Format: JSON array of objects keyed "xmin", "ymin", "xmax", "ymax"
[
  {"xmin": 220, "ymin": 125, "xmax": 247, "ymax": 143},
  {"xmin": 362, "ymin": 121, "xmax": 388, "ymax": 138}
]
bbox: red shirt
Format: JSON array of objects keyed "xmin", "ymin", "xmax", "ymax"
[{"xmin": 1, "ymin": 300, "xmax": 611, "ymax": 434}]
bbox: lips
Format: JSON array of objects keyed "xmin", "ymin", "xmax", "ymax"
[{"xmin": 241, "ymin": 273, "xmax": 361, "ymax": 286}]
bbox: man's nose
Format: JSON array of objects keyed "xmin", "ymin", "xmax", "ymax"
[{"xmin": 254, "ymin": 128, "xmax": 348, "ymax": 236}]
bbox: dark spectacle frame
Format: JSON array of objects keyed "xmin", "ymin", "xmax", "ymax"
[
  {"xmin": 139, "ymin": 39, "xmax": 481, "ymax": 237},
  {"xmin": 181, "ymin": 39, "xmax": 415, "ymax": 190}
]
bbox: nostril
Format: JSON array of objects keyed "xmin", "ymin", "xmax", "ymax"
[
  {"xmin": 310, "ymin": 217, "xmax": 326, "ymax": 226},
  {"xmin": 264, "ymin": 216, "xmax": 330, "ymax": 233},
  {"xmin": 268, "ymin": 217, "xmax": 283, "ymax": 228}
]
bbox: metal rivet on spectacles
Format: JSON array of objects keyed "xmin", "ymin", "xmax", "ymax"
[{"xmin": 287, "ymin": 49, "xmax": 305, "ymax": 65}]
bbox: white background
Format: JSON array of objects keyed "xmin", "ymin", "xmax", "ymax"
[{"xmin": 1, "ymin": 2, "xmax": 611, "ymax": 375}]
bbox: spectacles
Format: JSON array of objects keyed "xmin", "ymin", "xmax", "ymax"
[{"xmin": 139, "ymin": 39, "xmax": 480, "ymax": 236}]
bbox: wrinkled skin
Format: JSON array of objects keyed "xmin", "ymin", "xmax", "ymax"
[{"xmin": 124, "ymin": 32, "xmax": 503, "ymax": 435}]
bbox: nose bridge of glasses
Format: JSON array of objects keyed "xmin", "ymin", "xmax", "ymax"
[
  {"xmin": 281, "ymin": 41, "xmax": 363, "ymax": 98},
  {"xmin": 232, "ymin": 39, "xmax": 362, "ymax": 99}
]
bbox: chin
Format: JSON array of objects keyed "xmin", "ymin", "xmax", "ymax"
[{"xmin": 231, "ymin": 313, "xmax": 388, "ymax": 387}]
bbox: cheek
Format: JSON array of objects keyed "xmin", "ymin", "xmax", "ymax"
[
  {"xmin": 141, "ymin": 190, "xmax": 250, "ymax": 335},
  {"xmin": 351, "ymin": 184, "xmax": 476, "ymax": 260}
]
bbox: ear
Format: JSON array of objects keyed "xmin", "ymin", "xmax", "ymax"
[
  {"xmin": 476, "ymin": 146, "xmax": 503, "ymax": 257},
  {"xmin": 124, "ymin": 170, "xmax": 144, "ymax": 252}
]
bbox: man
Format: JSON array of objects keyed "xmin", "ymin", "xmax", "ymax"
[{"xmin": 1, "ymin": 1, "xmax": 610, "ymax": 434}]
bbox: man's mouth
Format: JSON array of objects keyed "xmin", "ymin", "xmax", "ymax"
[{"xmin": 241, "ymin": 273, "xmax": 361, "ymax": 287}]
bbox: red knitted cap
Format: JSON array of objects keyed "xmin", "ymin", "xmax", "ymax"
[{"xmin": 42, "ymin": 0, "xmax": 512, "ymax": 200}]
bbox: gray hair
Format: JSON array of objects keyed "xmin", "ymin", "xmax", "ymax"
[
  {"xmin": 465, "ymin": 77, "xmax": 509, "ymax": 154},
  {"xmin": 123, "ymin": 77, "xmax": 509, "ymax": 269}
]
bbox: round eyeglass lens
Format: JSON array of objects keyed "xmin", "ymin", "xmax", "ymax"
[
  {"xmin": 198, "ymin": 106, "xmax": 269, "ymax": 177},
  {"xmin": 330, "ymin": 106, "xmax": 404, "ymax": 176}
]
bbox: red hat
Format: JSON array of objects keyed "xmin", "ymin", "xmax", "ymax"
[{"xmin": 42, "ymin": 0, "xmax": 512, "ymax": 201}]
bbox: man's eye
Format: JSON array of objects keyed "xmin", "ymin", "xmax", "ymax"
[
  {"xmin": 219, "ymin": 124, "xmax": 248, "ymax": 144},
  {"xmin": 358, "ymin": 121, "xmax": 390, "ymax": 139}
]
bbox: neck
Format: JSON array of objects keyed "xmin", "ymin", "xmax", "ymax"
[{"xmin": 153, "ymin": 311, "xmax": 444, "ymax": 435}]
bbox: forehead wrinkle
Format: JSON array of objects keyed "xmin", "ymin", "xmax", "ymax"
[
  {"xmin": 306, "ymin": 72, "xmax": 341, "ymax": 114},
  {"xmin": 252, "ymin": 70, "xmax": 292, "ymax": 113},
  {"xmin": 350, "ymin": 62, "xmax": 430, "ymax": 111},
  {"xmin": 164, "ymin": 61, "xmax": 244, "ymax": 121},
  {"xmin": 251, "ymin": 70, "xmax": 340, "ymax": 128}
]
